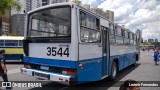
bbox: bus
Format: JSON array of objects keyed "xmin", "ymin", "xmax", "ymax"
[
  {"xmin": 0, "ymin": 36, "xmax": 24, "ymax": 62},
  {"xmin": 21, "ymin": 2, "xmax": 141, "ymax": 85}
]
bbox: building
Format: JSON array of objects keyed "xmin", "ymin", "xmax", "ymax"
[
  {"xmin": 25, "ymin": 0, "xmax": 69, "ymax": 12},
  {"xmin": 11, "ymin": 14, "xmax": 24, "ymax": 36},
  {"xmin": 10, "ymin": 0, "xmax": 26, "ymax": 36},
  {"xmin": 106, "ymin": 10, "xmax": 114, "ymax": 22},
  {"xmin": 148, "ymin": 39, "xmax": 154, "ymax": 43},
  {"xmin": 0, "ymin": 10, "xmax": 10, "ymax": 35},
  {"xmin": 155, "ymin": 38, "xmax": 158, "ymax": 42}
]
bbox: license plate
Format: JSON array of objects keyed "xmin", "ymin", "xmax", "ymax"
[
  {"xmin": 40, "ymin": 65, "xmax": 49, "ymax": 70},
  {"xmin": 34, "ymin": 72, "xmax": 49, "ymax": 79}
]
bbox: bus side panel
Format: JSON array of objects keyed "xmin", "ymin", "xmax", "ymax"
[
  {"xmin": 118, "ymin": 55, "xmax": 124, "ymax": 71},
  {"xmin": 23, "ymin": 56, "xmax": 78, "ymax": 69},
  {"xmin": 78, "ymin": 44, "xmax": 102, "ymax": 83},
  {"xmin": 77, "ymin": 59, "xmax": 102, "ymax": 84},
  {"xmin": 123, "ymin": 54, "xmax": 128, "ymax": 68},
  {"xmin": 132, "ymin": 53, "xmax": 136, "ymax": 65},
  {"xmin": 102, "ymin": 55, "xmax": 107, "ymax": 77}
]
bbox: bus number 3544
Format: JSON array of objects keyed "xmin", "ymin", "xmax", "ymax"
[{"xmin": 47, "ymin": 47, "xmax": 69, "ymax": 57}]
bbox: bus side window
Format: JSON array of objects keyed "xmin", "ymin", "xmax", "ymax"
[
  {"xmin": 80, "ymin": 10, "xmax": 101, "ymax": 43},
  {"xmin": 134, "ymin": 35, "xmax": 137, "ymax": 45},
  {"xmin": 130, "ymin": 32, "xmax": 134, "ymax": 45},
  {"xmin": 124, "ymin": 30, "xmax": 129, "ymax": 45},
  {"xmin": 0, "ymin": 40, "xmax": 4, "ymax": 46},
  {"xmin": 5, "ymin": 40, "xmax": 18, "ymax": 47},
  {"xmin": 121, "ymin": 29, "xmax": 124, "ymax": 45},
  {"xmin": 110, "ymin": 23, "xmax": 114, "ymax": 34},
  {"xmin": 109, "ymin": 23, "xmax": 115, "ymax": 44},
  {"xmin": 116, "ymin": 27, "xmax": 123, "ymax": 45},
  {"xmin": 80, "ymin": 11, "xmax": 99, "ymax": 30},
  {"xmin": 19, "ymin": 40, "xmax": 23, "ymax": 46},
  {"xmin": 96, "ymin": 19, "xmax": 100, "ymax": 30},
  {"xmin": 80, "ymin": 27, "xmax": 100, "ymax": 43}
]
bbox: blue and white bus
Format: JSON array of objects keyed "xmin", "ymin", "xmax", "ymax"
[{"xmin": 21, "ymin": 2, "xmax": 141, "ymax": 85}]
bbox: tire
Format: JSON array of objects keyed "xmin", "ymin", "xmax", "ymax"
[{"xmin": 110, "ymin": 61, "xmax": 117, "ymax": 80}]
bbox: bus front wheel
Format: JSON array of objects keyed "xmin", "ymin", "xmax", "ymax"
[{"xmin": 110, "ymin": 61, "xmax": 117, "ymax": 80}]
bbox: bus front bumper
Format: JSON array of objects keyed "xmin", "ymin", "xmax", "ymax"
[{"xmin": 21, "ymin": 68, "xmax": 76, "ymax": 85}]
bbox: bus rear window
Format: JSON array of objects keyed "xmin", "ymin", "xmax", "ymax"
[{"xmin": 28, "ymin": 6, "xmax": 71, "ymax": 37}]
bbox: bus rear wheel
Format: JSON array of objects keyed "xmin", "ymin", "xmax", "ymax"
[{"xmin": 110, "ymin": 61, "xmax": 117, "ymax": 80}]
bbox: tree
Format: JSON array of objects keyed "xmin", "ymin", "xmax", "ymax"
[{"xmin": 0, "ymin": 0, "xmax": 21, "ymax": 16}]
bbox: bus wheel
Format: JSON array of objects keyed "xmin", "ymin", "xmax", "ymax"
[{"xmin": 110, "ymin": 61, "xmax": 117, "ymax": 80}]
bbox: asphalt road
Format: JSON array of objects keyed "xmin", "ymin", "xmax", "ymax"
[{"xmin": 0, "ymin": 50, "xmax": 160, "ymax": 90}]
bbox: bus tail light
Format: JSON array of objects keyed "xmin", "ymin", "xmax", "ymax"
[
  {"xmin": 24, "ymin": 63, "xmax": 31, "ymax": 68},
  {"xmin": 62, "ymin": 68, "xmax": 77, "ymax": 75}
]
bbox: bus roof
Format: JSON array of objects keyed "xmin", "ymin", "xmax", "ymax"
[{"xmin": 0, "ymin": 36, "xmax": 24, "ymax": 40}]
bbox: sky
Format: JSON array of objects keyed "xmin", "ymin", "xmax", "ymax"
[{"xmin": 76, "ymin": 0, "xmax": 160, "ymax": 40}]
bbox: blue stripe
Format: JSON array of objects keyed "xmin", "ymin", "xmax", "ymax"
[
  {"xmin": 23, "ymin": 57, "xmax": 78, "ymax": 69},
  {"xmin": 23, "ymin": 57, "xmax": 103, "ymax": 69}
]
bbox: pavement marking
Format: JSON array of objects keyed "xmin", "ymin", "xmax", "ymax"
[{"xmin": 7, "ymin": 68, "xmax": 21, "ymax": 74}]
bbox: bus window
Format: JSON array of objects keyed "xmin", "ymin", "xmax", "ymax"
[
  {"xmin": 5, "ymin": 40, "xmax": 18, "ymax": 46},
  {"xmin": 128, "ymin": 32, "xmax": 130, "ymax": 39},
  {"xmin": 80, "ymin": 27, "xmax": 100, "ymax": 43},
  {"xmin": 124, "ymin": 30, "xmax": 129, "ymax": 38},
  {"xmin": 29, "ymin": 6, "xmax": 71, "ymax": 37},
  {"xmin": 80, "ymin": 11, "xmax": 99, "ymax": 30},
  {"xmin": 130, "ymin": 32, "xmax": 134, "ymax": 44},
  {"xmin": 80, "ymin": 11, "xmax": 86, "ymax": 26},
  {"xmin": 124, "ymin": 30, "xmax": 129, "ymax": 45},
  {"xmin": 114, "ymin": 25, "xmax": 118, "ymax": 35},
  {"xmin": 0, "ymin": 40, "xmax": 4, "ymax": 46},
  {"xmin": 134, "ymin": 34, "xmax": 137, "ymax": 45},
  {"xmin": 121, "ymin": 29, "xmax": 124, "ymax": 37},
  {"xmin": 19, "ymin": 40, "xmax": 23, "ymax": 46},
  {"xmin": 86, "ymin": 14, "xmax": 90, "ymax": 28},
  {"xmin": 110, "ymin": 24, "xmax": 114, "ymax": 34},
  {"xmin": 115, "ymin": 26, "xmax": 124, "ymax": 45},
  {"xmin": 117, "ymin": 26, "xmax": 122, "ymax": 36},
  {"xmin": 96, "ymin": 18, "xmax": 100, "ymax": 30},
  {"xmin": 58, "ymin": 25, "xmax": 69, "ymax": 36}
]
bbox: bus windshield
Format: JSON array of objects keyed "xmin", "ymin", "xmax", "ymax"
[{"xmin": 28, "ymin": 6, "xmax": 71, "ymax": 37}]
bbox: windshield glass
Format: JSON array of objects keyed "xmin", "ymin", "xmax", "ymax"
[{"xmin": 28, "ymin": 6, "xmax": 71, "ymax": 37}]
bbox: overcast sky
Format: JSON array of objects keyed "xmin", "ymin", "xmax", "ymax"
[{"xmin": 77, "ymin": 0, "xmax": 160, "ymax": 40}]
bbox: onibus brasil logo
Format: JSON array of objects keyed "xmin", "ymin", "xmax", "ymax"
[{"xmin": 1, "ymin": 82, "xmax": 42, "ymax": 88}]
